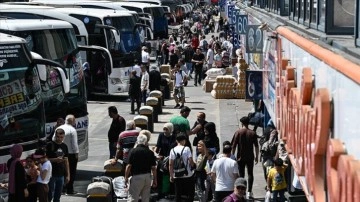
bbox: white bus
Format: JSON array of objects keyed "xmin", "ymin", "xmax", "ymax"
[
  {"xmin": 0, "ymin": 33, "xmax": 68, "ymax": 196},
  {"xmin": 107, "ymin": 2, "xmax": 170, "ymax": 39},
  {"xmin": 0, "ymin": 5, "xmax": 139, "ymax": 96},
  {"xmin": 0, "ymin": 18, "xmax": 112, "ymax": 161}
]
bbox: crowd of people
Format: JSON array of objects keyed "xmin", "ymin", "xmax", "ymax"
[
  {"xmin": 5, "ymin": 115, "xmax": 79, "ymax": 202},
  {"xmin": 105, "ymin": 100, "xmax": 289, "ymax": 202}
]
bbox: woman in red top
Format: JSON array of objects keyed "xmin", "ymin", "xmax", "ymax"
[{"xmin": 191, "ymin": 34, "xmax": 199, "ymax": 50}]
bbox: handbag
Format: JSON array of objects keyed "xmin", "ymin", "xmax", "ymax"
[{"xmin": 159, "ymin": 156, "xmax": 169, "ymax": 173}]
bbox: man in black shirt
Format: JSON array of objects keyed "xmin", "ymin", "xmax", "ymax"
[
  {"xmin": 108, "ymin": 106, "xmax": 126, "ymax": 159},
  {"xmin": 125, "ymin": 134, "xmax": 157, "ymax": 201},
  {"xmin": 129, "ymin": 70, "xmax": 141, "ymax": 114},
  {"xmin": 149, "ymin": 66, "xmax": 161, "ymax": 91},
  {"xmin": 46, "ymin": 128, "xmax": 70, "ymax": 202},
  {"xmin": 191, "ymin": 48, "xmax": 205, "ymax": 86}
]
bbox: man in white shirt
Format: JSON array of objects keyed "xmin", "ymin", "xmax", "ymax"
[
  {"xmin": 211, "ymin": 144, "xmax": 239, "ymax": 202},
  {"xmin": 141, "ymin": 46, "xmax": 150, "ymax": 71},
  {"xmin": 140, "ymin": 64, "xmax": 149, "ymax": 105},
  {"xmin": 172, "ymin": 64, "xmax": 187, "ymax": 108},
  {"xmin": 54, "ymin": 114, "xmax": 79, "ymax": 195},
  {"xmin": 132, "ymin": 60, "xmax": 141, "ymax": 77},
  {"xmin": 206, "ymin": 45, "xmax": 214, "ymax": 71},
  {"xmin": 34, "ymin": 148, "xmax": 52, "ymax": 202}
]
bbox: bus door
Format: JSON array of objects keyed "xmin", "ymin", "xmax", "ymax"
[{"xmin": 78, "ymin": 45, "xmax": 112, "ymax": 95}]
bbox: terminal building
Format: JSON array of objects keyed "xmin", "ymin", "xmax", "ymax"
[{"xmin": 224, "ymin": 0, "xmax": 360, "ymax": 201}]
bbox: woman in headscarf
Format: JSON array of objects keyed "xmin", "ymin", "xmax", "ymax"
[
  {"xmin": 203, "ymin": 122, "xmax": 220, "ymax": 155},
  {"xmin": 7, "ymin": 144, "xmax": 27, "ymax": 202},
  {"xmin": 154, "ymin": 123, "xmax": 177, "ymax": 199}
]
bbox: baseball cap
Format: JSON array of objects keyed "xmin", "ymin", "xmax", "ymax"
[{"xmin": 234, "ymin": 177, "xmax": 247, "ymax": 188}]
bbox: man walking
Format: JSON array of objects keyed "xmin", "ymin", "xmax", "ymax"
[
  {"xmin": 231, "ymin": 116, "xmax": 259, "ymax": 199},
  {"xmin": 140, "ymin": 64, "xmax": 149, "ymax": 105},
  {"xmin": 211, "ymin": 144, "xmax": 239, "ymax": 202},
  {"xmin": 47, "ymin": 128, "xmax": 70, "ymax": 202},
  {"xmin": 129, "ymin": 71, "xmax": 141, "ymax": 114},
  {"xmin": 172, "ymin": 64, "xmax": 187, "ymax": 108},
  {"xmin": 53, "ymin": 114, "xmax": 78, "ymax": 195},
  {"xmin": 108, "ymin": 106, "xmax": 126, "ymax": 159},
  {"xmin": 206, "ymin": 44, "xmax": 214, "ymax": 71},
  {"xmin": 183, "ymin": 44, "xmax": 194, "ymax": 78},
  {"xmin": 191, "ymin": 48, "xmax": 205, "ymax": 86},
  {"xmin": 125, "ymin": 134, "xmax": 157, "ymax": 202}
]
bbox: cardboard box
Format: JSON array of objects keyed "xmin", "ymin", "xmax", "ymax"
[{"xmin": 205, "ymin": 80, "xmax": 216, "ymax": 92}]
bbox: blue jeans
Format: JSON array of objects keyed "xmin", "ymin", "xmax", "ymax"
[
  {"xmin": 48, "ymin": 176, "xmax": 64, "ymax": 202},
  {"xmin": 185, "ymin": 62, "xmax": 193, "ymax": 74}
]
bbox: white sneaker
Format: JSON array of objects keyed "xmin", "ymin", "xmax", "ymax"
[{"xmin": 246, "ymin": 192, "xmax": 254, "ymax": 199}]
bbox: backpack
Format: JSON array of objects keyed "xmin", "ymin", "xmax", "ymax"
[{"xmin": 172, "ymin": 146, "xmax": 188, "ymax": 177}]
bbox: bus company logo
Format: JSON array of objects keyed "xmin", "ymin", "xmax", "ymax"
[{"xmin": 0, "ymin": 59, "xmax": 8, "ymax": 67}]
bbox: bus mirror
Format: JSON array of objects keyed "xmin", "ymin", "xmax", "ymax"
[{"xmin": 56, "ymin": 67, "xmax": 70, "ymax": 94}]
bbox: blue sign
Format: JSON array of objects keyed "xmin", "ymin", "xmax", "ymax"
[
  {"xmin": 227, "ymin": 5, "xmax": 234, "ymax": 21},
  {"xmin": 245, "ymin": 70, "xmax": 263, "ymax": 100},
  {"xmin": 246, "ymin": 25, "xmax": 263, "ymax": 53},
  {"xmin": 232, "ymin": 8, "xmax": 239, "ymax": 26},
  {"xmin": 237, "ymin": 15, "xmax": 248, "ymax": 35},
  {"xmin": 232, "ymin": 33, "xmax": 239, "ymax": 49}
]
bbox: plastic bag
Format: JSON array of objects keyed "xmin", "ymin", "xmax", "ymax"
[{"xmin": 264, "ymin": 191, "xmax": 271, "ymax": 202}]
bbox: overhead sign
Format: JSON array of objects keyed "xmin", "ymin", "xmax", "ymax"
[
  {"xmin": 227, "ymin": 5, "xmax": 234, "ymax": 21},
  {"xmin": 245, "ymin": 25, "xmax": 263, "ymax": 53},
  {"xmin": 232, "ymin": 8, "xmax": 239, "ymax": 28},
  {"xmin": 237, "ymin": 15, "xmax": 248, "ymax": 35}
]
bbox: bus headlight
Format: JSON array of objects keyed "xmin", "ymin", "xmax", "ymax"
[{"xmin": 110, "ymin": 78, "xmax": 122, "ymax": 84}]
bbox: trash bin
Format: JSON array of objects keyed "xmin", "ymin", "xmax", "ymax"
[
  {"xmin": 146, "ymin": 97, "xmax": 159, "ymax": 123},
  {"xmin": 139, "ymin": 106, "xmax": 154, "ymax": 133},
  {"xmin": 133, "ymin": 115, "xmax": 148, "ymax": 130},
  {"xmin": 149, "ymin": 90, "xmax": 163, "ymax": 114}
]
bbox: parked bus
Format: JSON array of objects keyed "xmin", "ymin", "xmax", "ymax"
[
  {"xmin": 0, "ymin": 18, "xmax": 111, "ymax": 161},
  {"xmin": 0, "ymin": 5, "xmax": 138, "ymax": 96},
  {"xmin": 0, "ymin": 33, "xmax": 68, "ymax": 192},
  {"xmin": 110, "ymin": 2, "xmax": 169, "ymax": 39}
]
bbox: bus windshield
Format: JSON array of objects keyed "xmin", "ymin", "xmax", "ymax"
[
  {"xmin": 104, "ymin": 16, "xmax": 141, "ymax": 53},
  {"xmin": 0, "ymin": 43, "xmax": 44, "ymax": 146},
  {"xmin": 11, "ymin": 29, "xmax": 88, "ymax": 124},
  {"xmin": 144, "ymin": 7, "xmax": 165, "ymax": 18}
]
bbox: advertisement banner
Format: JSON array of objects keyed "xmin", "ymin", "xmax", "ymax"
[
  {"xmin": 0, "ymin": 79, "xmax": 28, "ymax": 116},
  {"xmin": 245, "ymin": 70, "xmax": 263, "ymax": 100}
]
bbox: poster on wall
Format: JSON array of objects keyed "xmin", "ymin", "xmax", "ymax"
[{"xmin": 245, "ymin": 70, "xmax": 263, "ymax": 100}]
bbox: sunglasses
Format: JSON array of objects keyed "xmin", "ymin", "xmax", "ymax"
[{"xmin": 236, "ymin": 186, "xmax": 246, "ymax": 191}]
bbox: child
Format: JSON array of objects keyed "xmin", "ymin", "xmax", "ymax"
[
  {"xmin": 267, "ymin": 158, "xmax": 288, "ymax": 202},
  {"xmin": 204, "ymin": 149, "xmax": 216, "ymax": 202},
  {"xmin": 25, "ymin": 155, "xmax": 39, "ymax": 202}
]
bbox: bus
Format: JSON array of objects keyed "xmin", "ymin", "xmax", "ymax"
[
  {"xmin": 0, "ymin": 5, "xmax": 137, "ymax": 96},
  {"xmin": 0, "ymin": 33, "xmax": 68, "ymax": 190},
  {"xmin": 110, "ymin": 2, "xmax": 169, "ymax": 39},
  {"xmin": 0, "ymin": 18, "xmax": 112, "ymax": 161},
  {"xmin": 26, "ymin": 0, "xmax": 156, "ymax": 41}
]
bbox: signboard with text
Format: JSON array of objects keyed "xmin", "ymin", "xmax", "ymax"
[
  {"xmin": 237, "ymin": 15, "xmax": 248, "ymax": 35},
  {"xmin": 245, "ymin": 25, "xmax": 263, "ymax": 53},
  {"xmin": 227, "ymin": 5, "xmax": 234, "ymax": 21}
]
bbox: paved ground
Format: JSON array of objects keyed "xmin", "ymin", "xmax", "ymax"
[{"xmin": 60, "ymin": 75, "xmax": 267, "ymax": 201}]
